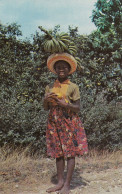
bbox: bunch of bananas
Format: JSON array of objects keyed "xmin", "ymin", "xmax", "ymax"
[
  {"xmin": 39, "ymin": 26, "xmax": 77, "ymax": 55},
  {"xmin": 39, "ymin": 26, "xmax": 83, "ymax": 70},
  {"xmin": 43, "ymin": 37, "xmax": 68, "ymax": 53}
]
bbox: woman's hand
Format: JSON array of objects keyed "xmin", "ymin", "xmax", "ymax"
[
  {"xmin": 44, "ymin": 92, "xmax": 57, "ymax": 102},
  {"xmin": 43, "ymin": 92, "xmax": 58, "ymax": 110},
  {"xmin": 56, "ymin": 98, "xmax": 68, "ymax": 108}
]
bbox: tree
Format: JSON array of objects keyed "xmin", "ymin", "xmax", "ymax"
[
  {"xmin": 89, "ymin": 0, "xmax": 122, "ymax": 101},
  {"xmin": 91, "ymin": 0, "xmax": 122, "ymax": 35}
]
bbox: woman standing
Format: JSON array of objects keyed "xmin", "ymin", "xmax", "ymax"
[{"xmin": 43, "ymin": 53, "xmax": 88, "ymax": 194}]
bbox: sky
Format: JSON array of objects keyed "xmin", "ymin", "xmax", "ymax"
[{"xmin": 0, "ymin": 0, "xmax": 97, "ymax": 39}]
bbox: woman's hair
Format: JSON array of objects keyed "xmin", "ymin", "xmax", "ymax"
[{"xmin": 54, "ymin": 60, "xmax": 71, "ymax": 71}]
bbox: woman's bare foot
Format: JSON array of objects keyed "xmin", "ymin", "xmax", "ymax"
[
  {"xmin": 58, "ymin": 185, "xmax": 70, "ymax": 194},
  {"xmin": 46, "ymin": 181, "xmax": 64, "ymax": 193}
]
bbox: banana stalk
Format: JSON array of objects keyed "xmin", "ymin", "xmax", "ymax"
[{"xmin": 39, "ymin": 26, "xmax": 53, "ymax": 39}]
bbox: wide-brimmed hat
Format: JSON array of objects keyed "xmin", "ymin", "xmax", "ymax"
[{"xmin": 47, "ymin": 53, "xmax": 77, "ymax": 75}]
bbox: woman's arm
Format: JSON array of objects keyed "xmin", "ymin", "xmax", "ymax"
[
  {"xmin": 56, "ymin": 98, "xmax": 81, "ymax": 113},
  {"xmin": 67, "ymin": 99, "xmax": 80, "ymax": 112},
  {"xmin": 43, "ymin": 97, "xmax": 49, "ymax": 110}
]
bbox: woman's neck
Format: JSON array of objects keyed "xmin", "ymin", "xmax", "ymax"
[{"xmin": 58, "ymin": 77, "xmax": 68, "ymax": 83}]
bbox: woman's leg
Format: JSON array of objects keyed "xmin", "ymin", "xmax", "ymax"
[
  {"xmin": 59, "ymin": 157, "xmax": 75, "ymax": 194},
  {"xmin": 46, "ymin": 157, "xmax": 65, "ymax": 193}
]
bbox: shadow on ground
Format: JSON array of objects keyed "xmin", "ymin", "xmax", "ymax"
[{"xmin": 50, "ymin": 168, "xmax": 89, "ymax": 190}]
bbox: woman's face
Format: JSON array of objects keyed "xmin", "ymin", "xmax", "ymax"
[{"xmin": 54, "ymin": 61, "xmax": 71, "ymax": 79}]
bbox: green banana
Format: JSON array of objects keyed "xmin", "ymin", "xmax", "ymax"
[
  {"xmin": 50, "ymin": 39, "xmax": 56, "ymax": 53},
  {"xmin": 69, "ymin": 47, "xmax": 77, "ymax": 54},
  {"xmin": 59, "ymin": 32, "xmax": 69, "ymax": 37},
  {"xmin": 44, "ymin": 40, "xmax": 51, "ymax": 51},
  {"xmin": 69, "ymin": 50, "xmax": 76, "ymax": 56},
  {"xmin": 57, "ymin": 41, "xmax": 64, "ymax": 53},
  {"xmin": 46, "ymin": 40, "xmax": 53, "ymax": 52},
  {"xmin": 60, "ymin": 38, "xmax": 70, "ymax": 45},
  {"xmin": 59, "ymin": 40, "xmax": 68, "ymax": 52},
  {"xmin": 75, "ymin": 57, "xmax": 81, "ymax": 63},
  {"xmin": 60, "ymin": 36, "xmax": 70, "ymax": 41},
  {"xmin": 75, "ymin": 57, "xmax": 84, "ymax": 70},
  {"xmin": 70, "ymin": 41, "xmax": 75, "ymax": 46},
  {"xmin": 57, "ymin": 44, "xmax": 63, "ymax": 53},
  {"xmin": 52, "ymin": 38, "xmax": 60, "ymax": 52},
  {"xmin": 68, "ymin": 45, "xmax": 77, "ymax": 49}
]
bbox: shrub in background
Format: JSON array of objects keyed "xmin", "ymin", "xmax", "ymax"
[{"xmin": 0, "ymin": 18, "xmax": 121, "ymax": 154}]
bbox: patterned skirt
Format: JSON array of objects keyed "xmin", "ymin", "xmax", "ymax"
[{"xmin": 46, "ymin": 106, "xmax": 88, "ymax": 159}]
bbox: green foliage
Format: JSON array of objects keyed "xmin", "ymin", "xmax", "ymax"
[
  {"xmin": 0, "ymin": 98, "xmax": 47, "ymax": 153},
  {"xmin": 0, "ymin": 17, "xmax": 121, "ymax": 154},
  {"xmin": 83, "ymin": 94, "xmax": 122, "ymax": 150},
  {"xmin": 91, "ymin": 0, "xmax": 122, "ymax": 35}
]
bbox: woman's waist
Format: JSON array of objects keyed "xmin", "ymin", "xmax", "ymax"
[{"xmin": 49, "ymin": 106, "xmax": 77, "ymax": 118}]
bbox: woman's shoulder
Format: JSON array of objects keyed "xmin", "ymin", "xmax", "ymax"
[
  {"xmin": 46, "ymin": 82, "xmax": 54, "ymax": 89},
  {"xmin": 69, "ymin": 81, "xmax": 79, "ymax": 89},
  {"xmin": 45, "ymin": 82, "xmax": 54, "ymax": 93}
]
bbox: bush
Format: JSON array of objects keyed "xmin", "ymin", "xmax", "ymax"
[
  {"xmin": 83, "ymin": 94, "xmax": 122, "ymax": 150},
  {"xmin": 0, "ymin": 95, "xmax": 47, "ymax": 154}
]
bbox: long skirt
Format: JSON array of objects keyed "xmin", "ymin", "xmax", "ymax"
[{"xmin": 46, "ymin": 106, "xmax": 88, "ymax": 159}]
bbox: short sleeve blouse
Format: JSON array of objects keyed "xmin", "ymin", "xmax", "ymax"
[{"xmin": 45, "ymin": 79, "xmax": 80, "ymax": 104}]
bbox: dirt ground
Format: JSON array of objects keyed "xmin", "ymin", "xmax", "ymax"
[
  {"xmin": 17, "ymin": 168, "xmax": 122, "ymax": 194},
  {"xmin": 39, "ymin": 168, "xmax": 122, "ymax": 194},
  {"xmin": 1, "ymin": 155, "xmax": 122, "ymax": 194},
  {"xmin": 17, "ymin": 167, "xmax": 122, "ymax": 194}
]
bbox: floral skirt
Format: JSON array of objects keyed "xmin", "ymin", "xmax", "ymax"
[{"xmin": 46, "ymin": 106, "xmax": 88, "ymax": 159}]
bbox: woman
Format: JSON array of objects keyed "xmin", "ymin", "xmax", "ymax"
[{"xmin": 43, "ymin": 53, "xmax": 88, "ymax": 194}]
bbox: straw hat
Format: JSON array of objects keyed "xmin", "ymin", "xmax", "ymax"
[{"xmin": 47, "ymin": 53, "xmax": 77, "ymax": 75}]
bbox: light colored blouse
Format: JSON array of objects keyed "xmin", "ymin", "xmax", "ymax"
[{"xmin": 45, "ymin": 79, "xmax": 80, "ymax": 105}]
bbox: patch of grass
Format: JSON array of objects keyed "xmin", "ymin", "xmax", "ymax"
[
  {"xmin": 0, "ymin": 146, "xmax": 55, "ymax": 193},
  {"xmin": 76, "ymin": 149, "xmax": 122, "ymax": 172},
  {"xmin": 0, "ymin": 146, "xmax": 122, "ymax": 193}
]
